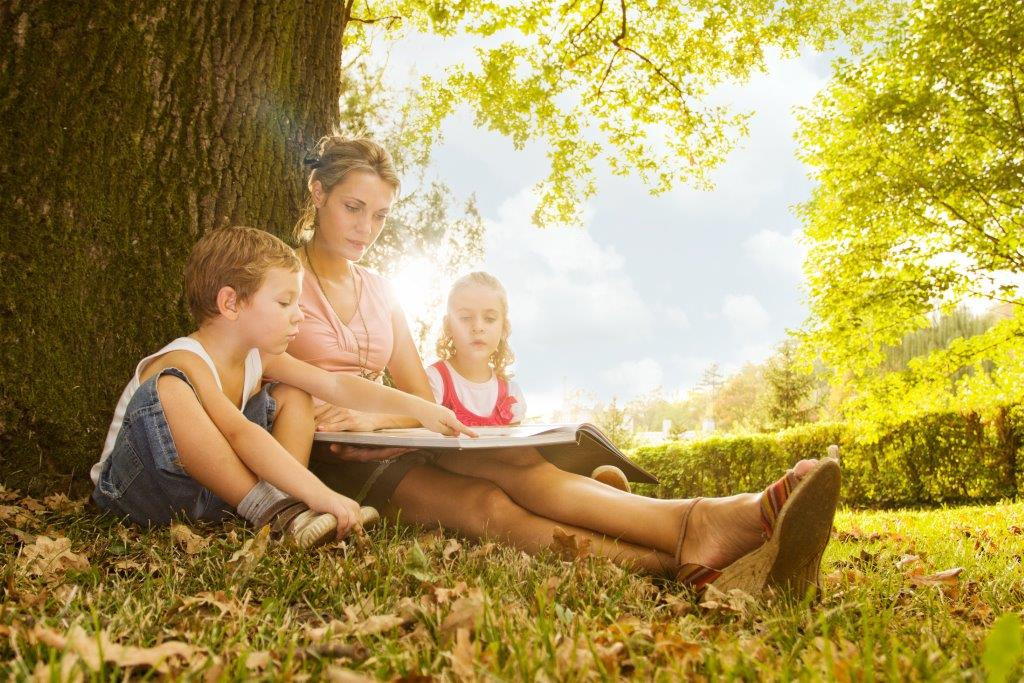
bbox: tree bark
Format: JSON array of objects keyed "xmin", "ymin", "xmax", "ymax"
[{"xmin": 0, "ymin": 0, "xmax": 346, "ymax": 493}]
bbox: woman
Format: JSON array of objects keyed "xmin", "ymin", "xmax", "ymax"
[{"xmin": 286, "ymin": 134, "xmax": 839, "ymax": 594}]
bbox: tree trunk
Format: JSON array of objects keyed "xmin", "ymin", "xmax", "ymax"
[{"xmin": 0, "ymin": 0, "xmax": 346, "ymax": 493}]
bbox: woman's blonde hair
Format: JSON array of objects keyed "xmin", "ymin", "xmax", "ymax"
[
  {"xmin": 436, "ymin": 271, "xmax": 516, "ymax": 379},
  {"xmin": 292, "ymin": 134, "xmax": 401, "ymax": 244}
]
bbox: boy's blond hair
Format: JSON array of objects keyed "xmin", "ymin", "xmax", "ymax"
[
  {"xmin": 184, "ymin": 226, "xmax": 301, "ymax": 324},
  {"xmin": 436, "ymin": 271, "xmax": 515, "ymax": 379}
]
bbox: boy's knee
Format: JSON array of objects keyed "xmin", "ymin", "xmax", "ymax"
[{"xmin": 269, "ymin": 383, "xmax": 313, "ymax": 412}]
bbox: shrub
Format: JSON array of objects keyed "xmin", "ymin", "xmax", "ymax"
[{"xmin": 631, "ymin": 409, "xmax": 1020, "ymax": 508}]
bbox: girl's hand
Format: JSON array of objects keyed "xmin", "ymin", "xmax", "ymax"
[
  {"xmin": 308, "ymin": 491, "xmax": 362, "ymax": 539},
  {"xmin": 329, "ymin": 444, "xmax": 416, "ymax": 462},
  {"xmin": 415, "ymin": 403, "xmax": 478, "ymax": 438},
  {"xmin": 315, "ymin": 404, "xmax": 380, "ymax": 432}
]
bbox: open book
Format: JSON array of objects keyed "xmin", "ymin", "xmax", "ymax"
[{"xmin": 313, "ymin": 423, "xmax": 658, "ymax": 484}]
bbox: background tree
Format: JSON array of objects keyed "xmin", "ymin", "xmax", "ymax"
[
  {"xmin": 763, "ymin": 340, "xmax": 814, "ymax": 429},
  {"xmin": 796, "ymin": 0, "xmax": 1024, "ymax": 425}
]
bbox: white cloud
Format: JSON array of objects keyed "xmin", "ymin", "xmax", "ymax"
[
  {"xmin": 722, "ymin": 294, "xmax": 771, "ymax": 332},
  {"xmin": 743, "ymin": 229, "xmax": 807, "ymax": 277},
  {"xmin": 601, "ymin": 358, "xmax": 664, "ymax": 396}
]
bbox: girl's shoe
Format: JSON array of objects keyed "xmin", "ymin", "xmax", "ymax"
[
  {"xmin": 674, "ymin": 458, "xmax": 841, "ymax": 597},
  {"xmin": 591, "ymin": 465, "xmax": 631, "ymax": 493}
]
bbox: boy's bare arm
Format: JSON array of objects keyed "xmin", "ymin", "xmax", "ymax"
[
  {"xmin": 141, "ymin": 352, "xmax": 344, "ymax": 509},
  {"xmin": 263, "ymin": 352, "xmax": 477, "ymax": 437}
]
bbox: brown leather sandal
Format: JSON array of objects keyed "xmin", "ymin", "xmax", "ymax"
[{"xmin": 675, "ymin": 457, "xmax": 841, "ymax": 596}]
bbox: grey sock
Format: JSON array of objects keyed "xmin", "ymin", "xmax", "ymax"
[{"xmin": 236, "ymin": 480, "xmax": 289, "ymax": 526}]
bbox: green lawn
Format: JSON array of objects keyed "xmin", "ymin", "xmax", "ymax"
[{"xmin": 2, "ymin": 487, "xmax": 1022, "ymax": 681}]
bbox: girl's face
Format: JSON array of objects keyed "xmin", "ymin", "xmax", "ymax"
[
  {"xmin": 312, "ymin": 170, "xmax": 396, "ymax": 262},
  {"xmin": 446, "ymin": 283, "xmax": 507, "ymax": 365}
]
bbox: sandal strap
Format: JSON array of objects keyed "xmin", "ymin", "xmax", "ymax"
[
  {"xmin": 251, "ymin": 495, "xmax": 306, "ymax": 531},
  {"xmin": 675, "ymin": 563, "xmax": 722, "ymax": 591},
  {"xmin": 673, "ymin": 497, "xmax": 703, "ymax": 564},
  {"xmin": 760, "ymin": 470, "xmax": 802, "ymax": 538}
]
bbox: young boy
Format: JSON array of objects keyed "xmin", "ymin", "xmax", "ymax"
[{"xmin": 91, "ymin": 226, "xmax": 474, "ymax": 548}]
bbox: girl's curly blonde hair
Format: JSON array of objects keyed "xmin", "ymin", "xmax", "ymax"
[{"xmin": 436, "ymin": 271, "xmax": 515, "ymax": 379}]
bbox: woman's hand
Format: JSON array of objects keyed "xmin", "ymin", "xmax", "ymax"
[
  {"xmin": 315, "ymin": 404, "xmax": 380, "ymax": 432},
  {"xmin": 328, "ymin": 444, "xmax": 417, "ymax": 462},
  {"xmin": 308, "ymin": 490, "xmax": 363, "ymax": 539},
  {"xmin": 415, "ymin": 403, "xmax": 478, "ymax": 438}
]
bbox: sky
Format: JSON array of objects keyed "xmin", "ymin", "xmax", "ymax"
[{"xmin": 377, "ymin": 36, "xmax": 838, "ymax": 419}]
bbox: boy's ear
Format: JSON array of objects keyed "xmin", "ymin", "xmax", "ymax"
[{"xmin": 216, "ymin": 285, "xmax": 241, "ymax": 320}]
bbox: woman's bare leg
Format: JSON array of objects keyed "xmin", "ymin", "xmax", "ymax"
[
  {"xmin": 268, "ymin": 383, "xmax": 315, "ymax": 466},
  {"xmin": 386, "ymin": 464, "xmax": 676, "ymax": 574},
  {"xmin": 435, "ymin": 448, "xmax": 820, "ymax": 569}
]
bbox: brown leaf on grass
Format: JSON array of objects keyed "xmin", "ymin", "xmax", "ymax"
[
  {"xmin": 228, "ymin": 525, "xmax": 270, "ymax": 573},
  {"xmin": 17, "ymin": 535, "xmax": 89, "ymax": 582},
  {"xmin": 170, "ymin": 524, "xmax": 209, "ymax": 555},
  {"xmin": 31, "ymin": 653, "xmax": 84, "ymax": 683},
  {"xmin": 19, "ymin": 497, "xmax": 47, "ymax": 513},
  {"xmin": 551, "ymin": 527, "xmax": 592, "ymax": 560},
  {"xmin": 825, "ymin": 568, "xmax": 867, "ymax": 585},
  {"xmin": 31, "ymin": 624, "xmax": 197, "ymax": 673},
  {"xmin": 654, "ymin": 634, "xmax": 702, "ymax": 666},
  {"xmin": 594, "ymin": 641, "xmax": 629, "ymax": 674},
  {"xmin": 1010, "ymin": 525, "xmax": 1023, "ymax": 535},
  {"xmin": 833, "ymin": 526, "xmax": 882, "ymax": 543},
  {"xmin": 181, "ymin": 591, "xmax": 251, "ymax": 618},
  {"xmin": 896, "ymin": 554, "xmax": 922, "ymax": 569},
  {"xmin": 442, "ymin": 538, "xmax": 462, "ymax": 562},
  {"xmin": 440, "ymin": 591, "xmax": 485, "ymax": 639},
  {"xmin": 908, "ymin": 567, "xmax": 964, "ymax": 587},
  {"xmin": 325, "ymin": 667, "xmax": 376, "ymax": 683},
  {"xmin": 698, "ymin": 585, "xmax": 756, "ymax": 615},
  {"xmin": 429, "ymin": 581, "xmax": 469, "ymax": 606},
  {"xmin": 0, "ymin": 484, "xmax": 20, "ymax": 502},
  {"xmin": 110, "ymin": 558, "xmax": 148, "ymax": 574},
  {"xmin": 0, "ymin": 504, "xmax": 37, "ymax": 528},
  {"xmin": 661, "ymin": 592, "xmax": 694, "ymax": 617},
  {"xmin": 244, "ymin": 651, "xmax": 272, "ymax": 671},
  {"xmin": 42, "ymin": 493, "xmax": 85, "ymax": 514},
  {"xmin": 449, "ymin": 627, "xmax": 475, "ymax": 681},
  {"xmin": 468, "ymin": 542, "xmax": 496, "ymax": 559}
]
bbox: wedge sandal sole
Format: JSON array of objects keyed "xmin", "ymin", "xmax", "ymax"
[{"xmin": 713, "ymin": 458, "xmax": 841, "ymax": 596}]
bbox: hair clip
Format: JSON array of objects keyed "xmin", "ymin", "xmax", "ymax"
[{"xmin": 302, "ymin": 151, "xmax": 322, "ymax": 169}]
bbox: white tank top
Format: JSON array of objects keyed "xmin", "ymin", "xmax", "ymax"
[{"xmin": 91, "ymin": 337, "xmax": 263, "ymax": 484}]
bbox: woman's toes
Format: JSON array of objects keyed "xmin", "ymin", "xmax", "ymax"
[{"xmin": 792, "ymin": 459, "xmax": 818, "ymax": 479}]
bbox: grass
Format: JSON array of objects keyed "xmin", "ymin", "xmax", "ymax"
[{"xmin": 2, "ymin": 488, "xmax": 1023, "ymax": 681}]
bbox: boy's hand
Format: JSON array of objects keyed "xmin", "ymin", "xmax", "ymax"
[
  {"xmin": 310, "ymin": 491, "xmax": 362, "ymax": 539},
  {"xmin": 415, "ymin": 403, "xmax": 478, "ymax": 438}
]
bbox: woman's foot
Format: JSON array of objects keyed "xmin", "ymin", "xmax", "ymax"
[{"xmin": 677, "ymin": 459, "xmax": 819, "ymax": 570}]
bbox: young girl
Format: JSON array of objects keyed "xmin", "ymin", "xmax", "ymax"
[
  {"xmin": 427, "ymin": 271, "xmax": 633, "ymax": 492},
  {"xmin": 427, "ymin": 272, "xmax": 525, "ymax": 427}
]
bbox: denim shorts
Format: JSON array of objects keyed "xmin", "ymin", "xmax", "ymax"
[{"xmin": 92, "ymin": 367, "xmax": 277, "ymax": 527}]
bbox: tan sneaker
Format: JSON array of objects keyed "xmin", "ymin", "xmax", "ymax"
[
  {"xmin": 591, "ymin": 465, "xmax": 631, "ymax": 493},
  {"xmin": 285, "ymin": 508, "xmax": 339, "ymax": 550}
]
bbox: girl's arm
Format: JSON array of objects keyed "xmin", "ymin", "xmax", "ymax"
[{"xmin": 264, "ymin": 352, "xmax": 476, "ymax": 437}]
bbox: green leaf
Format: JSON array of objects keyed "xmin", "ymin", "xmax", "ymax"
[{"xmin": 983, "ymin": 613, "xmax": 1023, "ymax": 683}]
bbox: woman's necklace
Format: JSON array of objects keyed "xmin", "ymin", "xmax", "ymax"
[{"xmin": 303, "ymin": 243, "xmax": 377, "ymax": 381}]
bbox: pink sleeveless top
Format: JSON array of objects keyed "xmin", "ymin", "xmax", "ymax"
[{"xmin": 287, "ymin": 264, "xmax": 397, "ymax": 380}]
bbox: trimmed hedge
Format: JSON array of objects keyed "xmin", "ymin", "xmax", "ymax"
[{"xmin": 631, "ymin": 408, "xmax": 1021, "ymax": 508}]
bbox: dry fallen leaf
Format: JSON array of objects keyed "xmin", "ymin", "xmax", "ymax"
[
  {"xmin": 909, "ymin": 567, "xmax": 964, "ymax": 587},
  {"xmin": 449, "ymin": 627, "xmax": 475, "ymax": 681},
  {"xmin": 325, "ymin": 666, "xmax": 376, "ymax": 683},
  {"xmin": 551, "ymin": 527, "xmax": 592, "ymax": 560},
  {"xmin": 698, "ymin": 585, "xmax": 756, "ymax": 615},
  {"xmin": 468, "ymin": 542, "xmax": 496, "ymax": 559},
  {"xmin": 896, "ymin": 554, "xmax": 922, "ymax": 569},
  {"xmin": 170, "ymin": 524, "xmax": 209, "ymax": 555},
  {"xmin": 442, "ymin": 538, "xmax": 462, "ymax": 562},
  {"xmin": 0, "ymin": 484, "xmax": 20, "ymax": 502},
  {"xmin": 244, "ymin": 651, "xmax": 272, "ymax": 671},
  {"xmin": 42, "ymin": 493, "xmax": 85, "ymax": 514},
  {"xmin": 32, "ymin": 625, "xmax": 197, "ymax": 673},
  {"xmin": 31, "ymin": 652, "xmax": 84, "ymax": 683},
  {"xmin": 181, "ymin": 591, "xmax": 250, "ymax": 618},
  {"xmin": 440, "ymin": 591, "xmax": 486, "ymax": 639},
  {"xmin": 19, "ymin": 497, "xmax": 47, "ymax": 514},
  {"xmin": 17, "ymin": 535, "xmax": 90, "ymax": 583},
  {"xmin": 228, "ymin": 525, "xmax": 270, "ymax": 574}
]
